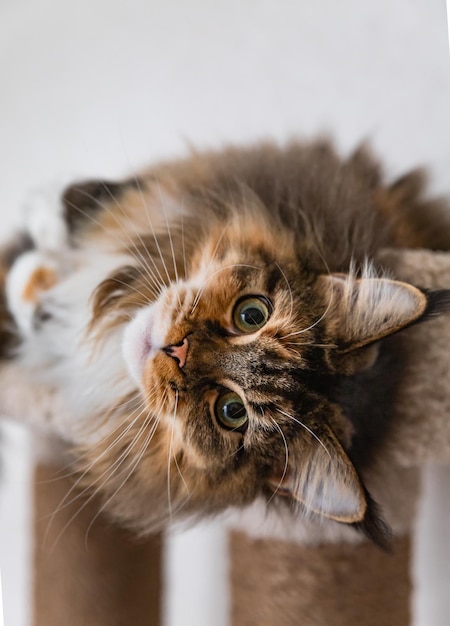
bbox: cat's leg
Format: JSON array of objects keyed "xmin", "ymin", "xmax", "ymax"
[
  {"xmin": 0, "ymin": 185, "xmax": 79, "ymax": 433},
  {"xmin": 1, "ymin": 176, "xmax": 131, "ymax": 343},
  {"xmin": 1, "ymin": 184, "xmax": 73, "ymax": 341},
  {"xmin": 0, "ymin": 249, "xmax": 68, "ymax": 434}
]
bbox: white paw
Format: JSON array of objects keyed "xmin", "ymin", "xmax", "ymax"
[{"xmin": 6, "ymin": 251, "xmax": 60, "ymax": 336}]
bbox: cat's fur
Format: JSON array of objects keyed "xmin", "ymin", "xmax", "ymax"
[{"xmin": 2, "ymin": 139, "xmax": 450, "ymax": 545}]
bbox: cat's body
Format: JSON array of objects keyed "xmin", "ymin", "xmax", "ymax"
[{"xmin": 2, "ymin": 140, "xmax": 450, "ymax": 543}]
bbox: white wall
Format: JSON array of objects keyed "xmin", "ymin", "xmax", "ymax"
[{"xmin": 0, "ymin": 1, "xmax": 450, "ymax": 624}]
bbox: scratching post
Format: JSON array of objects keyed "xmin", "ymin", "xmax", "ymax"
[
  {"xmin": 230, "ymin": 533, "xmax": 412, "ymax": 626},
  {"xmin": 33, "ymin": 464, "xmax": 162, "ymax": 626}
]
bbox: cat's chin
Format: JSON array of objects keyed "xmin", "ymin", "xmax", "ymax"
[{"xmin": 122, "ymin": 305, "xmax": 158, "ymax": 386}]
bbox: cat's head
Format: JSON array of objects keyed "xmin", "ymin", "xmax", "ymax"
[{"xmin": 83, "ymin": 207, "xmax": 447, "ymax": 543}]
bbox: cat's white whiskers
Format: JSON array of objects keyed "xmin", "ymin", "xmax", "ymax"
[
  {"xmin": 37, "ymin": 391, "xmax": 145, "ymax": 485},
  {"xmin": 83, "ymin": 401, "xmax": 167, "ymax": 546},
  {"xmin": 43, "ymin": 397, "xmax": 151, "ymax": 536},
  {"xmin": 64, "ymin": 195, "xmax": 164, "ymax": 296},
  {"xmin": 90, "ymin": 184, "xmax": 170, "ymax": 296},
  {"xmin": 276, "ymin": 408, "xmax": 331, "ymax": 459},
  {"xmin": 283, "ymin": 337, "xmax": 313, "ymax": 344},
  {"xmin": 190, "ymin": 227, "xmax": 229, "ymax": 313},
  {"xmin": 275, "ymin": 261, "xmax": 294, "ymax": 320},
  {"xmin": 85, "ymin": 392, "xmax": 168, "ymax": 505},
  {"xmin": 280, "ymin": 239, "xmax": 336, "ymax": 339},
  {"xmin": 134, "ymin": 178, "xmax": 175, "ymax": 290},
  {"xmin": 266, "ymin": 418, "xmax": 289, "ymax": 504},
  {"xmin": 105, "ymin": 276, "xmax": 155, "ymax": 304},
  {"xmin": 47, "ymin": 394, "xmax": 167, "ymax": 551},
  {"xmin": 76, "ymin": 388, "xmax": 148, "ymax": 452},
  {"xmin": 281, "ymin": 285, "xmax": 334, "ymax": 339},
  {"xmin": 224, "ymin": 441, "xmax": 246, "ymax": 460},
  {"xmin": 286, "ymin": 340, "xmax": 336, "ymax": 349},
  {"xmin": 156, "ymin": 185, "xmax": 183, "ymax": 309},
  {"xmin": 180, "ymin": 213, "xmax": 188, "ymax": 280},
  {"xmin": 166, "ymin": 390, "xmax": 179, "ymax": 524},
  {"xmin": 43, "ymin": 393, "xmax": 151, "ymax": 514},
  {"xmin": 170, "ymin": 391, "xmax": 189, "ymax": 494}
]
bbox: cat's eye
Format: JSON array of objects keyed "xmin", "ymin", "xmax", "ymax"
[
  {"xmin": 232, "ymin": 295, "xmax": 272, "ymax": 333},
  {"xmin": 214, "ymin": 390, "xmax": 248, "ymax": 431}
]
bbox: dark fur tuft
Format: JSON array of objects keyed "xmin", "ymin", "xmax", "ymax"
[
  {"xmin": 422, "ymin": 288, "xmax": 450, "ymax": 318},
  {"xmin": 351, "ymin": 490, "xmax": 393, "ymax": 551}
]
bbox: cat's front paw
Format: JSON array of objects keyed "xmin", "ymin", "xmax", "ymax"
[{"xmin": 6, "ymin": 251, "xmax": 60, "ymax": 337}]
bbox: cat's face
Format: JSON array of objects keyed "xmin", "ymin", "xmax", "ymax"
[{"xmin": 85, "ymin": 212, "xmax": 431, "ymax": 540}]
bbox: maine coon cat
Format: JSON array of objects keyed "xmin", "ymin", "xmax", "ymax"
[{"xmin": 2, "ymin": 140, "xmax": 450, "ymax": 545}]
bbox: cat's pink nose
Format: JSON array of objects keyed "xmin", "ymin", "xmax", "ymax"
[{"xmin": 162, "ymin": 337, "xmax": 189, "ymax": 369}]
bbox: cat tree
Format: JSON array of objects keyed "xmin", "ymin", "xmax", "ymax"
[{"xmin": 5, "ymin": 246, "xmax": 450, "ymax": 625}]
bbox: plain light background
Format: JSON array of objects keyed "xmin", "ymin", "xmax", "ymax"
[{"xmin": 0, "ymin": 1, "xmax": 450, "ymax": 625}]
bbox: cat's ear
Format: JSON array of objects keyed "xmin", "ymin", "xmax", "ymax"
[
  {"xmin": 318, "ymin": 273, "xmax": 450, "ymax": 351},
  {"xmin": 267, "ymin": 425, "xmax": 367, "ymax": 524}
]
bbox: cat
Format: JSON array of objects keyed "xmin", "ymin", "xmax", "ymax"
[{"xmin": 1, "ymin": 139, "xmax": 450, "ymax": 546}]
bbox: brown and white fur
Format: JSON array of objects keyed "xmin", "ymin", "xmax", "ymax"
[{"xmin": 2, "ymin": 140, "xmax": 450, "ymax": 545}]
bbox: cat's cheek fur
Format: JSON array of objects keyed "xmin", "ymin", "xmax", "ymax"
[{"xmin": 122, "ymin": 305, "xmax": 159, "ymax": 387}]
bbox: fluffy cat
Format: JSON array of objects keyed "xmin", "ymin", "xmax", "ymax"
[{"xmin": 2, "ymin": 139, "xmax": 450, "ymax": 545}]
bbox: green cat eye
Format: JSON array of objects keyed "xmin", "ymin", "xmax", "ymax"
[
  {"xmin": 233, "ymin": 295, "xmax": 272, "ymax": 333},
  {"xmin": 214, "ymin": 391, "xmax": 248, "ymax": 431}
]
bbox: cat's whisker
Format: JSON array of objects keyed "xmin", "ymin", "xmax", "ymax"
[
  {"xmin": 83, "ymin": 407, "xmax": 165, "ymax": 547},
  {"xmin": 266, "ymin": 418, "xmax": 289, "ymax": 505},
  {"xmin": 43, "ymin": 398, "xmax": 153, "ymax": 538},
  {"xmin": 107, "ymin": 276, "xmax": 155, "ymax": 305},
  {"xmin": 180, "ymin": 213, "xmax": 188, "ymax": 280},
  {"xmin": 81, "ymin": 391, "xmax": 172, "ymax": 543},
  {"xmin": 133, "ymin": 177, "xmax": 176, "ymax": 290},
  {"xmin": 276, "ymin": 408, "xmax": 331, "ymax": 459},
  {"xmin": 74, "ymin": 390, "xmax": 148, "ymax": 456},
  {"xmin": 281, "ymin": 286, "xmax": 334, "ymax": 338},
  {"xmin": 167, "ymin": 391, "xmax": 190, "ymax": 501},
  {"xmin": 65, "ymin": 195, "xmax": 165, "ymax": 296},
  {"xmin": 93, "ymin": 179, "xmax": 170, "ymax": 294},
  {"xmin": 166, "ymin": 390, "xmax": 180, "ymax": 524},
  {"xmin": 224, "ymin": 441, "xmax": 246, "ymax": 460},
  {"xmin": 36, "ymin": 391, "xmax": 146, "ymax": 485},
  {"xmin": 47, "ymin": 395, "xmax": 167, "ymax": 551},
  {"xmin": 279, "ymin": 242, "xmax": 337, "ymax": 340},
  {"xmin": 286, "ymin": 340, "xmax": 337, "ymax": 349},
  {"xmin": 190, "ymin": 227, "xmax": 229, "ymax": 313},
  {"xmin": 76, "ymin": 401, "xmax": 150, "ymax": 478},
  {"xmin": 94, "ymin": 182, "xmax": 171, "ymax": 294},
  {"xmin": 43, "ymin": 393, "xmax": 151, "ymax": 511},
  {"xmin": 310, "ymin": 228, "xmax": 333, "ymax": 279},
  {"xmin": 275, "ymin": 261, "xmax": 294, "ymax": 320},
  {"xmin": 156, "ymin": 184, "xmax": 183, "ymax": 309}
]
